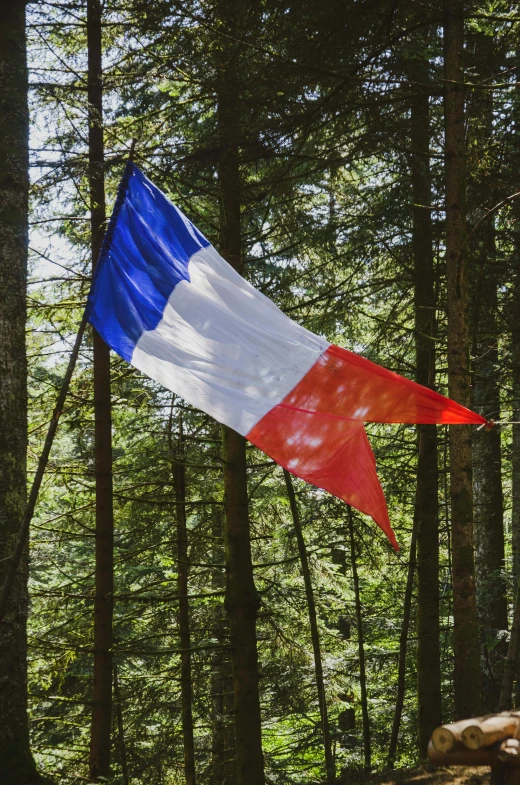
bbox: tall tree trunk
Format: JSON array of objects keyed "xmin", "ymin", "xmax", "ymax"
[
  {"xmin": 221, "ymin": 423, "xmax": 264, "ymax": 785},
  {"xmin": 507, "ymin": 50, "xmax": 520, "ymax": 708},
  {"xmin": 443, "ymin": 0, "xmax": 482, "ymax": 720},
  {"xmin": 469, "ymin": 31, "xmax": 507, "ymax": 714},
  {"xmin": 211, "ymin": 505, "xmax": 236, "ymax": 785},
  {"xmin": 113, "ymin": 663, "xmax": 129, "ymax": 785},
  {"xmin": 171, "ymin": 413, "xmax": 197, "ymax": 785},
  {"xmin": 0, "ymin": 1, "xmax": 38, "ymax": 781},
  {"xmin": 348, "ymin": 508, "xmax": 371, "ymax": 769},
  {"xmin": 472, "ymin": 219, "xmax": 507, "ymax": 713},
  {"xmin": 499, "ymin": 581, "xmax": 520, "ymax": 711},
  {"xmin": 387, "ymin": 511, "xmax": 418, "ymax": 768},
  {"xmin": 511, "ymin": 53, "xmax": 520, "ymax": 623},
  {"xmin": 513, "ymin": 266, "xmax": 520, "ymax": 594},
  {"xmin": 284, "ymin": 471, "xmax": 335, "ymax": 782},
  {"xmin": 217, "ymin": 5, "xmax": 264, "ymax": 782},
  {"xmin": 87, "ymin": 0, "xmax": 114, "ymax": 778},
  {"xmin": 409, "ymin": 56, "xmax": 442, "ymax": 753}
]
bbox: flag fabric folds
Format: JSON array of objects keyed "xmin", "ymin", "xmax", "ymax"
[{"xmin": 87, "ymin": 163, "xmax": 487, "ymax": 550}]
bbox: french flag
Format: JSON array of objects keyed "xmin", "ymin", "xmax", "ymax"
[{"xmin": 87, "ymin": 164, "xmax": 487, "ymax": 550}]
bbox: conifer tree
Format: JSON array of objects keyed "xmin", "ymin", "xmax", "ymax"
[
  {"xmin": 443, "ymin": 0, "xmax": 481, "ymax": 719},
  {"xmin": 409, "ymin": 52, "xmax": 442, "ymax": 753},
  {"xmin": 216, "ymin": 0, "xmax": 265, "ymax": 778},
  {"xmin": 0, "ymin": 2, "xmax": 40, "ymax": 781},
  {"xmin": 87, "ymin": 0, "xmax": 115, "ymax": 777},
  {"xmin": 469, "ymin": 29, "xmax": 507, "ymax": 712}
]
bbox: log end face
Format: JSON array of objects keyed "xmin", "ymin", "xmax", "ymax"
[
  {"xmin": 432, "ymin": 726, "xmax": 457, "ymax": 753},
  {"xmin": 462, "ymin": 725, "xmax": 485, "ymax": 750}
]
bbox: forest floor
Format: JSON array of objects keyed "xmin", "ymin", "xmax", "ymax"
[{"xmin": 339, "ymin": 766, "xmax": 490, "ymax": 785}]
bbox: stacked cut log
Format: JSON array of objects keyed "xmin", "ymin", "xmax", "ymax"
[{"xmin": 429, "ymin": 713, "xmax": 520, "ymax": 784}]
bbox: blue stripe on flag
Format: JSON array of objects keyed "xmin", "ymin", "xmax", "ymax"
[{"xmin": 87, "ymin": 163, "xmax": 210, "ymax": 361}]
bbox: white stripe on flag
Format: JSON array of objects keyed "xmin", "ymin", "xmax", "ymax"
[{"xmin": 131, "ymin": 245, "xmax": 329, "ymax": 434}]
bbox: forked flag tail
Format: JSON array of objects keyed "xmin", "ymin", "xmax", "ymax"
[
  {"xmin": 249, "ymin": 413, "xmax": 397, "ymax": 549},
  {"xmin": 87, "ymin": 163, "xmax": 488, "ymax": 550}
]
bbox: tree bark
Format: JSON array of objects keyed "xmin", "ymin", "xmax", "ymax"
[
  {"xmin": 508, "ymin": 52, "xmax": 520, "ymax": 708},
  {"xmin": 221, "ymin": 425, "xmax": 264, "ymax": 785},
  {"xmin": 348, "ymin": 508, "xmax": 371, "ymax": 770},
  {"xmin": 409, "ymin": 54, "xmax": 442, "ymax": 754},
  {"xmin": 0, "ymin": 1, "xmax": 38, "ymax": 781},
  {"xmin": 499, "ymin": 576, "xmax": 520, "ymax": 711},
  {"xmin": 443, "ymin": 0, "xmax": 482, "ymax": 720},
  {"xmin": 387, "ymin": 506, "xmax": 418, "ymax": 768},
  {"xmin": 87, "ymin": 0, "xmax": 114, "ymax": 778},
  {"xmin": 513, "ymin": 251, "xmax": 520, "ymax": 593},
  {"xmin": 512, "ymin": 52, "xmax": 520, "ymax": 610},
  {"xmin": 468, "ymin": 31, "xmax": 507, "ymax": 714},
  {"xmin": 217, "ymin": 6, "xmax": 265, "ymax": 781},
  {"xmin": 284, "ymin": 471, "xmax": 335, "ymax": 782},
  {"xmin": 472, "ymin": 222, "xmax": 507, "ymax": 711},
  {"xmin": 501, "ymin": 585, "xmax": 520, "ymax": 711},
  {"xmin": 113, "ymin": 663, "xmax": 129, "ymax": 785},
  {"xmin": 211, "ymin": 505, "xmax": 236, "ymax": 785},
  {"xmin": 171, "ymin": 413, "xmax": 197, "ymax": 785},
  {"xmin": 499, "ymin": 585, "xmax": 520, "ymax": 711}
]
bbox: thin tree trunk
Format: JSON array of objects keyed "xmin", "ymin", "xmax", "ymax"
[
  {"xmin": 211, "ymin": 505, "xmax": 236, "ymax": 785},
  {"xmin": 443, "ymin": 0, "xmax": 482, "ymax": 720},
  {"xmin": 221, "ymin": 422, "xmax": 264, "ymax": 785},
  {"xmin": 87, "ymin": 0, "xmax": 114, "ymax": 778},
  {"xmin": 472, "ymin": 227, "xmax": 507, "ymax": 709},
  {"xmin": 348, "ymin": 507, "xmax": 370, "ymax": 770},
  {"xmin": 513, "ymin": 248, "xmax": 520, "ymax": 592},
  {"xmin": 171, "ymin": 413, "xmax": 197, "ymax": 785},
  {"xmin": 511, "ymin": 53, "xmax": 520, "ymax": 620},
  {"xmin": 284, "ymin": 471, "xmax": 335, "ymax": 782},
  {"xmin": 387, "ymin": 507, "xmax": 418, "ymax": 768},
  {"xmin": 0, "ymin": 1, "xmax": 38, "ymax": 780},
  {"xmin": 499, "ymin": 581, "xmax": 520, "ymax": 711},
  {"xmin": 469, "ymin": 31, "xmax": 507, "ymax": 714},
  {"xmin": 513, "ymin": 405, "xmax": 520, "ymax": 600},
  {"xmin": 408, "ymin": 54, "xmax": 442, "ymax": 755},
  {"xmin": 113, "ymin": 663, "xmax": 129, "ymax": 785},
  {"xmin": 507, "ymin": 51, "xmax": 520, "ymax": 708},
  {"xmin": 217, "ymin": 6, "xmax": 264, "ymax": 781}
]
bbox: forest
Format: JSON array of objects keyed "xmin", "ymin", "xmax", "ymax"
[{"xmin": 1, "ymin": 0, "xmax": 520, "ymax": 783}]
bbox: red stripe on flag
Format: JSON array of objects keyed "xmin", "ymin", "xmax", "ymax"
[
  {"xmin": 280, "ymin": 344, "xmax": 487, "ymax": 426},
  {"xmin": 247, "ymin": 403, "xmax": 397, "ymax": 548},
  {"xmin": 247, "ymin": 345, "xmax": 487, "ymax": 548}
]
